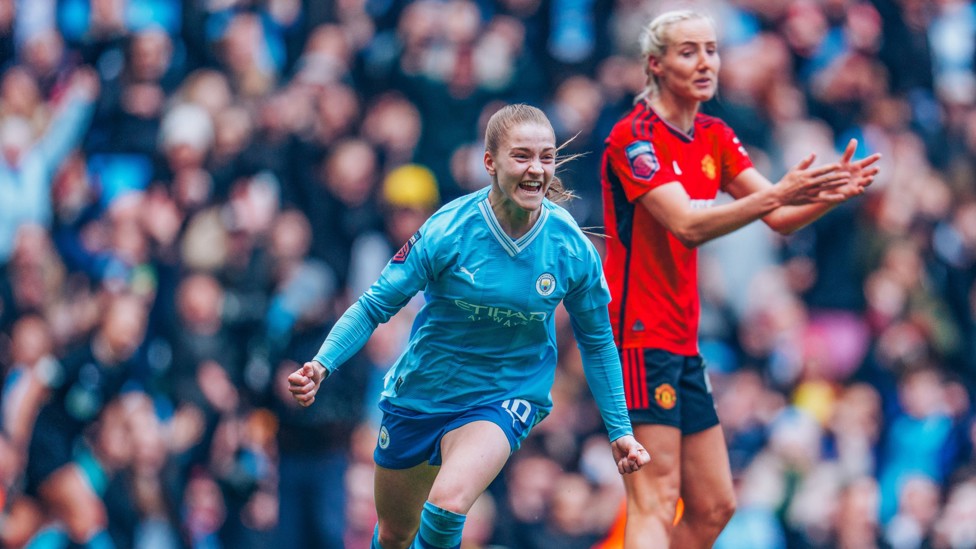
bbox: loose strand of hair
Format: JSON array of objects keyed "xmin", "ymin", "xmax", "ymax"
[
  {"xmin": 548, "ymin": 131, "xmax": 587, "ymax": 203},
  {"xmin": 546, "ymin": 177, "xmax": 578, "ymax": 203},
  {"xmin": 579, "ymin": 226, "xmax": 609, "ymax": 239}
]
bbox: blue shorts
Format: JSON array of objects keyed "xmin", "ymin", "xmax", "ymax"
[
  {"xmin": 374, "ymin": 398, "xmax": 544, "ymax": 470},
  {"xmin": 621, "ymin": 348, "xmax": 720, "ymax": 434}
]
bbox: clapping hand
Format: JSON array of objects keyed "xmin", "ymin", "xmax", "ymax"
[
  {"xmin": 818, "ymin": 138, "xmax": 882, "ymax": 202},
  {"xmin": 777, "ymin": 154, "xmax": 851, "ymax": 205}
]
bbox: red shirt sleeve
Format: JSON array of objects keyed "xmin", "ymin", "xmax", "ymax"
[
  {"xmin": 718, "ymin": 122, "xmax": 754, "ymax": 190},
  {"xmin": 605, "ymin": 127, "xmax": 679, "ymax": 203}
]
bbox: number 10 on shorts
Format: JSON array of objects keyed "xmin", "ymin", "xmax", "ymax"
[{"xmin": 501, "ymin": 399, "xmax": 532, "ymax": 425}]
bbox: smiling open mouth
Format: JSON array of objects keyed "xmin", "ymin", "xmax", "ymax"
[{"xmin": 519, "ymin": 181, "xmax": 543, "ymax": 193}]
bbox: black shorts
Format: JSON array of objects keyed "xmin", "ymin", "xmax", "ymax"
[{"xmin": 620, "ymin": 348, "xmax": 720, "ymax": 434}]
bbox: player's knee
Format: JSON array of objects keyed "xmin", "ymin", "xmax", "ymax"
[
  {"xmin": 686, "ymin": 492, "xmax": 736, "ymax": 531},
  {"xmin": 713, "ymin": 494, "xmax": 737, "ymax": 527},
  {"xmin": 426, "ymin": 492, "xmax": 468, "ymax": 516},
  {"xmin": 427, "ymin": 480, "xmax": 477, "ymax": 515},
  {"xmin": 378, "ymin": 523, "xmax": 418, "ymax": 549},
  {"xmin": 627, "ymin": 484, "xmax": 680, "ymax": 520}
]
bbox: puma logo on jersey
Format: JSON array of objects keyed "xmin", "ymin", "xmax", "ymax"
[{"xmin": 459, "ymin": 266, "xmax": 479, "ymax": 284}]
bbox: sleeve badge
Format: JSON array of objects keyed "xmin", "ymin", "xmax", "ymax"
[
  {"xmin": 625, "ymin": 141, "xmax": 659, "ymax": 181},
  {"xmin": 392, "ymin": 231, "xmax": 421, "ymax": 263}
]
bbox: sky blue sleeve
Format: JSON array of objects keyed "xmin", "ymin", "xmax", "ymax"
[
  {"xmin": 311, "ymin": 288, "xmax": 410, "ymax": 373},
  {"xmin": 563, "ymin": 239, "xmax": 631, "ymax": 441},
  {"xmin": 312, "ymin": 228, "xmax": 434, "ymax": 373},
  {"xmin": 569, "ymin": 305, "xmax": 633, "ymax": 442},
  {"xmin": 563, "ymin": 238, "xmax": 612, "ymax": 311}
]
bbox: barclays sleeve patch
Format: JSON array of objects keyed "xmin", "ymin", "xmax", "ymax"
[
  {"xmin": 625, "ymin": 141, "xmax": 659, "ymax": 181},
  {"xmin": 392, "ymin": 231, "xmax": 421, "ymax": 263}
]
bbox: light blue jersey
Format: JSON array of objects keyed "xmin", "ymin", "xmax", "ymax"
[{"xmin": 314, "ymin": 187, "xmax": 632, "ymax": 441}]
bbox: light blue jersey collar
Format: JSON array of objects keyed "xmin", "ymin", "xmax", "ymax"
[{"xmin": 477, "ymin": 195, "xmax": 550, "ymax": 257}]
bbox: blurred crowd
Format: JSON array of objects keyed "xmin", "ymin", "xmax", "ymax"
[{"xmin": 1, "ymin": 0, "xmax": 976, "ymax": 548}]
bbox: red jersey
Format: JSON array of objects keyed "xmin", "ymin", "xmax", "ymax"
[{"xmin": 601, "ymin": 102, "xmax": 753, "ymax": 355}]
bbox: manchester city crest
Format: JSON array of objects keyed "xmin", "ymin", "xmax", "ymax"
[
  {"xmin": 536, "ymin": 273, "xmax": 556, "ymax": 296},
  {"xmin": 378, "ymin": 425, "xmax": 390, "ymax": 449}
]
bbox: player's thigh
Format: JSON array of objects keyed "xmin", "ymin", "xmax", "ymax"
[
  {"xmin": 428, "ymin": 420, "xmax": 512, "ymax": 514},
  {"xmin": 374, "ymin": 461, "xmax": 439, "ymax": 534},
  {"xmin": 678, "ymin": 425, "xmax": 734, "ymax": 513},
  {"xmin": 624, "ymin": 423, "xmax": 682, "ymax": 511}
]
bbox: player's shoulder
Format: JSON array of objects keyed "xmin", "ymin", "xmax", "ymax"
[
  {"xmin": 404, "ymin": 189, "xmax": 485, "ymax": 259},
  {"xmin": 543, "ymin": 201, "xmax": 596, "ymax": 257},
  {"xmin": 694, "ymin": 112, "xmax": 734, "ymax": 134},
  {"xmin": 607, "ymin": 102, "xmax": 653, "ymax": 141},
  {"xmin": 424, "ymin": 188, "xmax": 486, "ymax": 230},
  {"xmin": 543, "ymin": 199, "xmax": 579, "ymax": 228}
]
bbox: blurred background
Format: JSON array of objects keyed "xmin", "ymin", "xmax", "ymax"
[{"xmin": 0, "ymin": 0, "xmax": 974, "ymax": 547}]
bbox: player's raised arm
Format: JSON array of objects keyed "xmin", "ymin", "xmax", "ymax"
[{"xmin": 289, "ymin": 219, "xmax": 434, "ymax": 408}]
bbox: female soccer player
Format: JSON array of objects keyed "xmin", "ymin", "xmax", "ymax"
[
  {"xmin": 600, "ymin": 9, "xmax": 881, "ymax": 549},
  {"xmin": 289, "ymin": 103, "xmax": 650, "ymax": 549}
]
